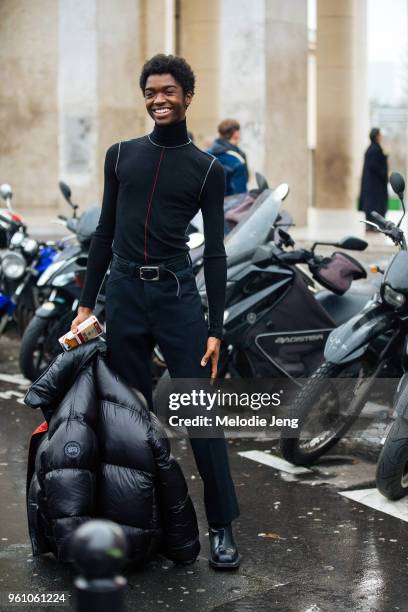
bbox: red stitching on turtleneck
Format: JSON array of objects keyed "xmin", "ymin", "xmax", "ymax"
[{"xmin": 144, "ymin": 147, "xmax": 165, "ymax": 264}]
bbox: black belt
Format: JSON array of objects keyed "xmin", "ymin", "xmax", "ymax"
[{"xmin": 112, "ymin": 252, "xmax": 191, "ymax": 285}]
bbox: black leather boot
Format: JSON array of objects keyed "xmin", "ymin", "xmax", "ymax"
[{"xmin": 208, "ymin": 523, "xmax": 241, "ymax": 569}]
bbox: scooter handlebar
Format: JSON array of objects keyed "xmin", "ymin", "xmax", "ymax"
[
  {"xmin": 276, "ymin": 250, "xmax": 309, "ymax": 264},
  {"xmin": 371, "ymin": 211, "xmax": 392, "ymax": 230}
]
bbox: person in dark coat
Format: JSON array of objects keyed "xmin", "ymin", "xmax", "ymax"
[
  {"xmin": 359, "ymin": 127, "xmax": 389, "ymax": 229},
  {"xmin": 208, "ymin": 119, "xmax": 249, "ymax": 196}
]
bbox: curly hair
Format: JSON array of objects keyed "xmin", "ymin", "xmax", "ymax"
[{"xmin": 139, "ymin": 54, "xmax": 196, "ymax": 96}]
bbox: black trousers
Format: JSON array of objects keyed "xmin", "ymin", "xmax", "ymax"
[{"xmin": 104, "ymin": 254, "xmax": 240, "ymax": 525}]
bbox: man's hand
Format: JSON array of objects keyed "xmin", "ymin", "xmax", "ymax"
[
  {"xmin": 201, "ymin": 336, "xmax": 221, "ymax": 381},
  {"xmin": 71, "ymin": 306, "xmax": 94, "ymax": 334}
]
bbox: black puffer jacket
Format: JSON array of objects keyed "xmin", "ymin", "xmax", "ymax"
[{"xmin": 24, "ymin": 339, "xmax": 200, "ymax": 564}]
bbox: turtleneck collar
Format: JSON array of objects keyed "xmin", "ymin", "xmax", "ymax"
[{"xmin": 149, "ymin": 117, "xmax": 191, "ymax": 148}]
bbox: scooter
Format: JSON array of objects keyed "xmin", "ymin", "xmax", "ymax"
[
  {"xmin": 374, "ymin": 176, "xmax": 408, "ymax": 500},
  {"xmin": 281, "ymin": 171, "xmax": 407, "ymax": 467},
  {"xmin": 154, "ymin": 185, "xmax": 372, "ymax": 412}
]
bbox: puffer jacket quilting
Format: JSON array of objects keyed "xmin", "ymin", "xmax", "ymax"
[{"xmin": 25, "ymin": 339, "xmax": 200, "ymax": 565}]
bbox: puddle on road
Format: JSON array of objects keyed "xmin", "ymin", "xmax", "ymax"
[{"xmin": 239, "ymin": 449, "xmax": 376, "ymax": 491}]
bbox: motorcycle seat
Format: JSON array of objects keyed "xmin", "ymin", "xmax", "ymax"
[{"xmin": 316, "ymin": 286, "xmax": 375, "ymax": 327}]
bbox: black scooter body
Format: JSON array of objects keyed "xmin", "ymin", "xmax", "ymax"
[
  {"xmin": 324, "ymin": 246, "xmax": 408, "ymax": 368},
  {"xmin": 324, "ymin": 301, "xmax": 397, "ymax": 364},
  {"xmin": 199, "ymin": 255, "xmax": 368, "ymax": 380}
]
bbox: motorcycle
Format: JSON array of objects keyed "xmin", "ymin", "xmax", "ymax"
[
  {"xmin": 374, "ymin": 175, "xmax": 408, "ymax": 500},
  {"xmin": 0, "ymin": 183, "xmax": 59, "ymax": 335},
  {"xmin": 19, "ymin": 182, "xmax": 103, "ymax": 381},
  {"xmin": 154, "ymin": 184, "xmax": 371, "ymax": 413},
  {"xmin": 281, "ymin": 171, "xmax": 407, "ymax": 467}
]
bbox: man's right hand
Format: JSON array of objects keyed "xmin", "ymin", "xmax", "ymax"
[{"xmin": 71, "ymin": 306, "xmax": 93, "ymax": 334}]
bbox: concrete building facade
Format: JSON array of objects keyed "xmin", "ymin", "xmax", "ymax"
[{"xmin": 0, "ymin": 0, "xmax": 368, "ymax": 236}]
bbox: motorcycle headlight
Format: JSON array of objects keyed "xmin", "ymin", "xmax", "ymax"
[
  {"xmin": 10, "ymin": 231, "xmax": 24, "ymax": 247},
  {"xmin": 21, "ymin": 237, "xmax": 38, "ymax": 256},
  {"xmin": 1, "ymin": 251, "xmax": 26, "ymax": 280},
  {"xmin": 383, "ymin": 284, "xmax": 406, "ymax": 309}
]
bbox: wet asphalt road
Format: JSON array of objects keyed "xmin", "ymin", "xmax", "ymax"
[{"xmin": 0, "ymin": 329, "xmax": 408, "ymax": 612}]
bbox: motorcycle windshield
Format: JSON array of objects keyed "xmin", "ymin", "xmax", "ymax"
[
  {"xmin": 224, "ymin": 188, "xmax": 282, "ymax": 260},
  {"xmin": 195, "ymin": 187, "xmax": 283, "ymax": 290},
  {"xmin": 384, "ymin": 251, "xmax": 408, "ymax": 292},
  {"xmin": 76, "ymin": 206, "xmax": 101, "ymax": 244}
]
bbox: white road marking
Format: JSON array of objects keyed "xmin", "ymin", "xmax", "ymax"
[
  {"xmin": 340, "ymin": 488, "xmax": 408, "ymax": 522},
  {"xmin": 239, "ymin": 450, "xmax": 408, "ymax": 522},
  {"xmin": 0, "ymin": 391, "xmax": 26, "ymax": 406},
  {"xmin": 238, "ymin": 450, "xmax": 312, "ymax": 475},
  {"xmin": 0, "ymin": 373, "xmax": 30, "ymax": 387}
]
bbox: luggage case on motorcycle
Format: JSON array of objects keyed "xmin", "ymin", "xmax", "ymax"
[{"xmin": 243, "ymin": 272, "xmax": 335, "ymax": 378}]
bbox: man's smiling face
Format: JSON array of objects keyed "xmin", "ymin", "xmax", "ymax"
[{"xmin": 144, "ymin": 73, "xmax": 192, "ymax": 125}]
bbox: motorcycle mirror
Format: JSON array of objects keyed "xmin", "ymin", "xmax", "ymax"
[
  {"xmin": 336, "ymin": 236, "xmax": 368, "ymax": 251},
  {"xmin": 390, "ymin": 172, "xmax": 406, "ymax": 228},
  {"xmin": 59, "ymin": 181, "xmax": 79, "ymax": 217},
  {"xmin": 274, "ymin": 183, "xmax": 289, "ymax": 201},
  {"xmin": 277, "ymin": 228, "xmax": 295, "ymax": 247},
  {"xmin": 59, "ymin": 181, "xmax": 72, "ymax": 203},
  {"xmin": 0, "ymin": 183, "xmax": 13, "ymax": 211},
  {"xmin": 187, "ymin": 232, "xmax": 204, "ymax": 249},
  {"xmin": 0, "ymin": 183, "xmax": 13, "ymax": 202},
  {"xmin": 255, "ymin": 172, "xmax": 269, "ymax": 192},
  {"xmin": 390, "ymin": 172, "xmax": 405, "ymax": 197}
]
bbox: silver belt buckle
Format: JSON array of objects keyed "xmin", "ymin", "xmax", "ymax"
[{"xmin": 139, "ymin": 265, "xmax": 160, "ymax": 281}]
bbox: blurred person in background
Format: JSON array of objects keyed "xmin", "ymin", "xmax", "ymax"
[
  {"xmin": 208, "ymin": 119, "xmax": 249, "ymax": 196},
  {"xmin": 359, "ymin": 127, "xmax": 389, "ymax": 231}
]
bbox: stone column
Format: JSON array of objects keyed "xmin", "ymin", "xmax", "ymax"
[
  {"xmin": 313, "ymin": 0, "xmax": 368, "ymax": 238},
  {"xmin": 264, "ymin": 0, "xmax": 309, "ymax": 225},
  {"xmin": 96, "ymin": 0, "xmax": 146, "ymax": 184},
  {"xmin": 0, "ymin": 0, "xmax": 59, "ymax": 216},
  {"xmin": 219, "ymin": 0, "xmax": 266, "ymax": 185},
  {"xmin": 58, "ymin": 0, "xmax": 98, "ymax": 207},
  {"xmin": 59, "ymin": 0, "xmax": 146, "ymax": 213},
  {"xmin": 178, "ymin": 0, "xmax": 221, "ymax": 149}
]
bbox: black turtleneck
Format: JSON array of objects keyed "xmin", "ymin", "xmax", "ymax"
[{"xmin": 79, "ymin": 118, "xmax": 227, "ymax": 338}]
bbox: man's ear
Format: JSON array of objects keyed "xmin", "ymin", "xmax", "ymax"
[{"xmin": 185, "ymin": 92, "xmax": 193, "ymax": 109}]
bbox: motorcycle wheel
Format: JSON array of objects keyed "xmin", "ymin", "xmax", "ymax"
[
  {"xmin": 280, "ymin": 359, "xmax": 375, "ymax": 466},
  {"xmin": 376, "ymin": 417, "xmax": 408, "ymax": 500},
  {"xmin": 19, "ymin": 312, "xmax": 72, "ymax": 381},
  {"xmin": 16, "ymin": 304, "xmax": 35, "ymax": 337}
]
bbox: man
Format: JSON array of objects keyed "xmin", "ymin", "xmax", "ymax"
[
  {"xmin": 71, "ymin": 54, "xmax": 240, "ymax": 569},
  {"xmin": 208, "ymin": 118, "xmax": 249, "ymax": 196},
  {"xmin": 359, "ymin": 127, "xmax": 388, "ymax": 230}
]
